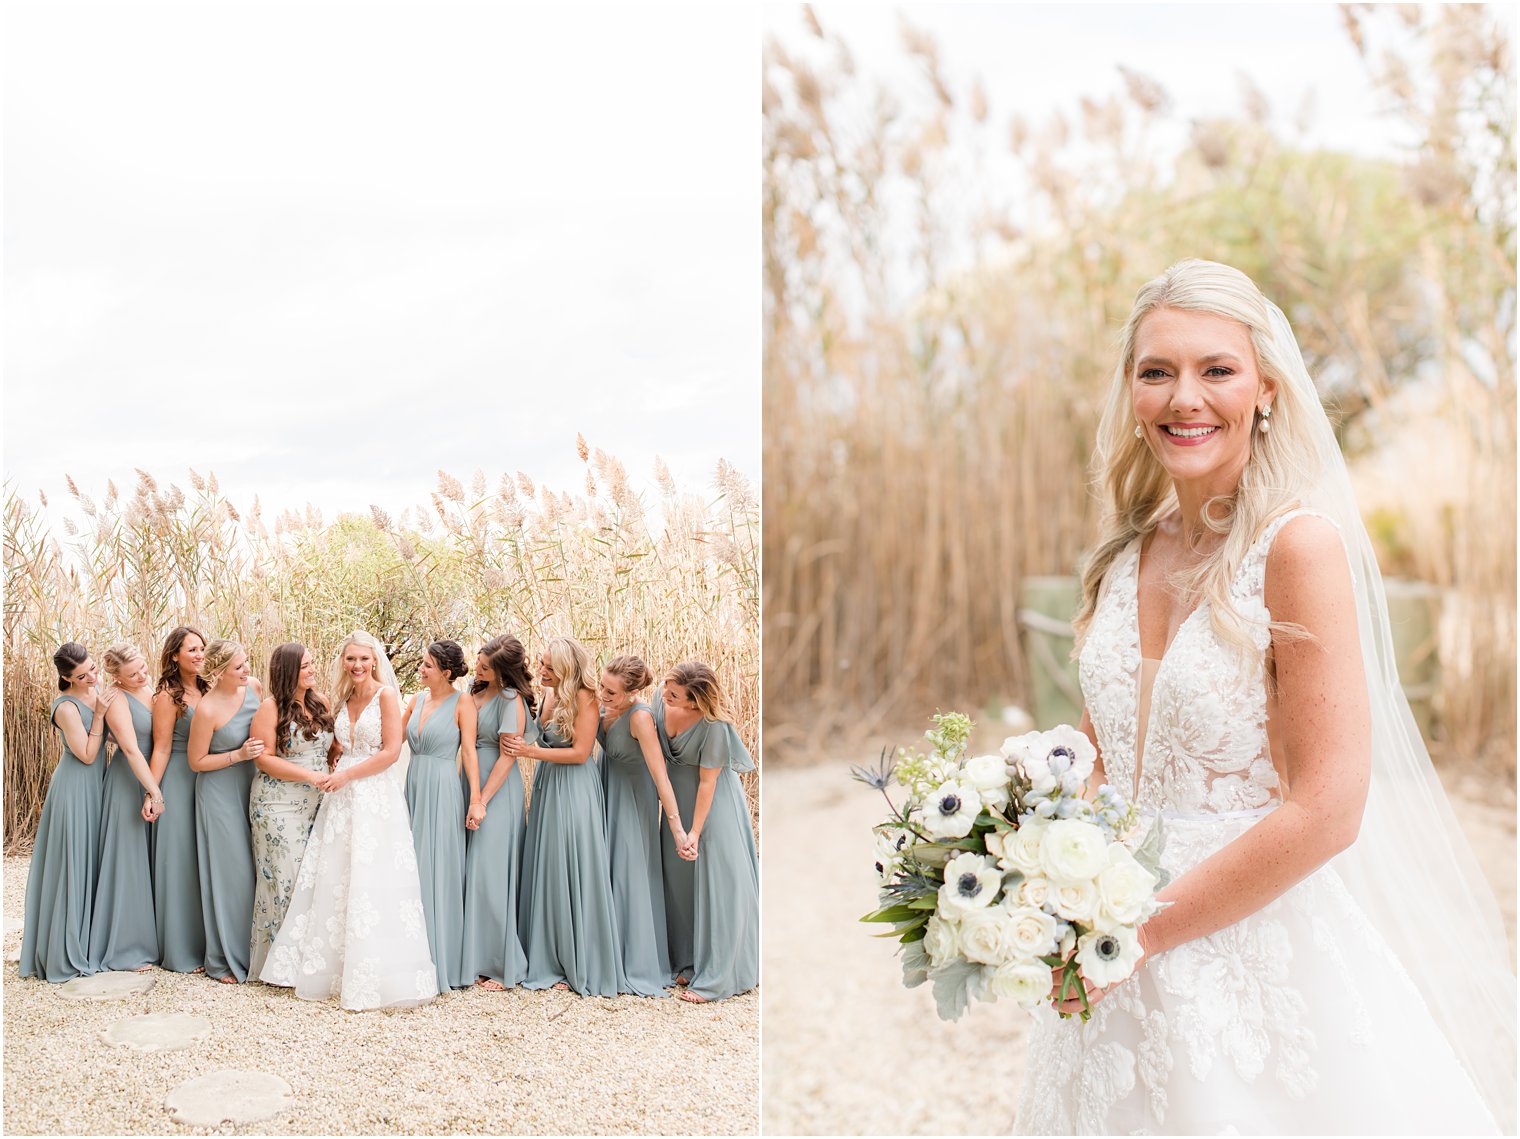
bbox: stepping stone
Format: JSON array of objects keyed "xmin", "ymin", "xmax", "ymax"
[
  {"xmin": 58, "ymin": 971, "xmax": 155, "ymax": 1000},
  {"xmin": 165, "ymin": 1071, "xmax": 294, "ymax": 1127},
  {"xmin": 102, "ymin": 1013, "xmax": 212, "ymax": 1052}
]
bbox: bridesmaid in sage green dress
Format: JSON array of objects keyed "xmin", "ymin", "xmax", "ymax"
[
  {"xmin": 403, "ymin": 639, "xmax": 476, "ymax": 993},
  {"xmin": 507, "ymin": 636, "xmax": 626, "ymax": 996},
  {"xmin": 188, "ymin": 638, "xmax": 264, "ymax": 983},
  {"xmin": 247, "ymin": 643, "xmax": 335, "ymax": 979},
  {"xmin": 147, "ymin": 626, "xmax": 208, "ymax": 971},
  {"xmin": 654, "ymin": 662, "xmax": 758, "ymax": 1003},
  {"xmin": 461, "ymin": 634, "xmax": 535, "ymax": 990},
  {"xmin": 596, "ymin": 655, "xmax": 688, "ymax": 996},
  {"xmin": 90, "ymin": 643, "xmax": 165, "ymax": 972},
  {"xmin": 20, "ymin": 644, "xmax": 113, "ymax": 982}
]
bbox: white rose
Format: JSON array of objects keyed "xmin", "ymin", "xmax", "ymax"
[
  {"xmin": 1014, "ymin": 875, "xmax": 1051, "ymax": 910},
  {"xmin": 1076, "ymin": 925, "xmax": 1144, "ymax": 988},
  {"xmin": 914, "ymin": 777, "xmax": 982, "ymax": 840},
  {"xmin": 958, "ymin": 908, "xmax": 1016, "ymax": 965},
  {"xmin": 938, "ymin": 852, "xmax": 1003, "ymax": 917},
  {"xmin": 1041, "ymin": 724, "xmax": 1097, "ymax": 784},
  {"xmin": 1040, "ymin": 819, "xmax": 1109, "ymax": 885},
  {"xmin": 923, "ymin": 913, "xmax": 961, "ymax": 966},
  {"xmin": 1050, "ymin": 877, "xmax": 1099, "ymax": 924},
  {"xmin": 1003, "ymin": 904, "xmax": 1059, "ymax": 958},
  {"xmin": 963, "ymin": 752, "xmax": 1011, "ymax": 811},
  {"xmin": 989, "ymin": 959, "xmax": 1050, "ymax": 1007},
  {"xmin": 1094, "ymin": 844, "xmax": 1159, "ymax": 931},
  {"xmin": 997, "ymin": 819, "xmax": 1049, "ymax": 876}
]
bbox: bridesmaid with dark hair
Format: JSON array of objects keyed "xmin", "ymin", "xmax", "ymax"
[
  {"xmin": 506, "ymin": 636, "xmax": 625, "ymax": 996},
  {"xmin": 654, "ymin": 661, "xmax": 758, "ymax": 1003},
  {"xmin": 402, "ymin": 638, "xmax": 477, "ymax": 993},
  {"xmin": 247, "ymin": 643, "xmax": 336, "ymax": 979},
  {"xmin": 187, "ymin": 638, "xmax": 264, "ymax": 983},
  {"xmin": 461, "ymin": 633, "xmax": 536, "ymax": 990},
  {"xmin": 597, "ymin": 654, "xmax": 687, "ymax": 995},
  {"xmin": 20, "ymin": 643, "xmax": 115, "ymax": 982},
  {"xmin": 90, "ymin": 643, "xmax": 164, "ymax": 972},
  {"xmin": 147, "ymin": 625, "xmax": 208, "ymax": 971}
]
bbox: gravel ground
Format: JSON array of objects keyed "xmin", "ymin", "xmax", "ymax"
[
  {"xmin": 761, "ymin": 761, "xmax": 1517, "ymax": 1136},
  {"xmin": 3, "ymin": 857, "xmax": 758, "ymax": 1136}
]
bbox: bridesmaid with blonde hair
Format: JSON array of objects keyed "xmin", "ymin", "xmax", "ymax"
[
  {"xmin": 461, "ymin": 633, "xmax": 536, "ymax": 991},
  {"xmin": 187, "ymin": 639, "xmax": 264, "ymax": 983},
  {"xmin": 402, "ymin": 638, "xmax": 477, "ymax": 993},
  {"xmin": 597, "ymin": 654, "xmax": 687, "ymax": 995},
  {"xmin": 655, "ymin": 661, "xmax": 757, "ymax": 1003},
  {"xmin": 20, "ymin": 643, "xmax": 115, "ymax": 982},
  {"xmin": 246, "ymin": 643, "xmax": 336, "ymax": 979},
  {"xmin": 506, "ymin": 635, "xmax": 625, "ymax": 996},
  {"xmin": 147, "ymin": 625, "xmax": 208, "ymax": 971},
  {"xmin": 90, "ymin": 642, "xmax": 165, "ymax": 972}
]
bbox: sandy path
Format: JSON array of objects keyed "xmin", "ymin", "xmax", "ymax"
[
  {"xmin": 3, "ymin": 856, "xmax": 757, "ymax": 1136},
  {"xmin": 761, "ymin": 762, "xmax": 1516, "ymax": 1136}
]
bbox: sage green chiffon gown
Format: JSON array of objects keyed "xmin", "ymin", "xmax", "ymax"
[
  {"xmin": 248, "ymin": 723, "xmax": 331, "ymax": 979},
  {"xmin": 598, "ymin": 704, "xmax": 673, "ymax": 996},
  {"xmin": 90, "ymin": 693, "xmax": 158, "ymax": 971},
  {"xmin": 20, "ymin": 696, "xmax": 105, "ymax": 982},
  {"xmin": 195, "ymin": 685, "xmax": 259, "ymax": 981},
  {"xmin": 653, "ymin": 699, "xmax": 758, "ymax": 1001},
  {"xmin": 460, "ymin": 690, "xmax": 530, "ymax": 987},
  {"xmin": 405, "ymin": 690, "xmax": 467, "ymax": 992},
  {"xmin": 151, "ymin": 699, "xmax": 205, "ymax": 971},
  {"xmin": 519, "ymin": 713, "xmax": 626, "ymax": 996}
]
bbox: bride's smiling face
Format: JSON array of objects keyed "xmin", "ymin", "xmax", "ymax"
[
  {"xmin": 344, "ymin": 645, "xmax": 376, "ymax": 685},
  {"xmin": 1131, "ymin": 307, "xmax": 1274, "ymax": 493}
]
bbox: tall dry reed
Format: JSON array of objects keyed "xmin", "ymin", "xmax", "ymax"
[
  {"xmin": 3, "ymin": 444, "xmax": 758, "ymax": 851},
  {"xmin": 763, "ymin": 6, "xmax": 1515, "ymax": 770}
]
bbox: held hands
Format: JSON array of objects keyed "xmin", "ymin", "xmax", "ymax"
[
  {"xmin": 675, "ymin": 828, "xmax": 698, "ymax": 861},
  {"xmin": 141, "ymin": 794, "xmax": 164, "ymax": 822},
  {"xmin": 466, "ymin": 799, "xmax": 486, "ymax": 830},
  {"xmin": 317, "ymin": 769, "xmax": 351, "ymax": 793}
]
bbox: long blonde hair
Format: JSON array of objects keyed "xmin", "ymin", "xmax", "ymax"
[
  {"xmin": 543, "ymin": 636, "xmax": 595, "ymax": 741},
  {"xmin": 1075, "ymin": 259, "xmax": 1326, "ymax": 658},
  {"xmin": 199, "ymin": 639, "xmax": 245, "ymax": 689},
  {"xmin": 329, "ymin": 630, "xmax": 390, "ymax": 708}
]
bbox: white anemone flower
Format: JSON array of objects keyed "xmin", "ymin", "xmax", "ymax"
[
  {"xmin": 938, "ymin": 852, "xmax": 1003, "ymax": 917},
  {"xmin": 1076, "ymin": 925, "xmax": 1144, "ymax": 988},
  {"xmin": 1041, "ymin": 723, "xmax": 1098, "ymax": 784},
  {"xmin": 915, "ymin": 777, "xmax": 982, "ymax": 840}
]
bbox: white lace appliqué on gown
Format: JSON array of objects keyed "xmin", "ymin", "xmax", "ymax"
[
  {"xmin": 1014, "ymin": 511, "xmax": 1497, "ymax": 1136},
  {"xmin": 259, "ymin": 694, "xmax": 438, "ymax": 1011}
]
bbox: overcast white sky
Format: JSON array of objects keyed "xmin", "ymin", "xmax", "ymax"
[{"xmin": 5, "ymin": 1, "xmax": 760, "ymax": 523}]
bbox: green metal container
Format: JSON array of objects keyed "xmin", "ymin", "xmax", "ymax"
[{"xmin": 1019, "ymin": 575, "xmax": 1083, "ymax": 729}]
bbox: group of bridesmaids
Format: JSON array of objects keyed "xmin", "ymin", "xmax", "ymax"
[{"xmin": 19, "ymin": 626, "xmax": 759, "ymax": 1005}]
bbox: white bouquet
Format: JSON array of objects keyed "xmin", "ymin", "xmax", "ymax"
[{"xmin": 857, "ymin": 712, "xmax": 1167, "ymax": 1021}]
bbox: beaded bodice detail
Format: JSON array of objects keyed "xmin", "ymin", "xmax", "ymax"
[{"xmin": 1078, "ymin": 512, "xmax": 1318, "ymax": 815}]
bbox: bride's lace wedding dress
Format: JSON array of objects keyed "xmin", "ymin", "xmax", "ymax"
[
  {"xmin": 260, "ymin": 692, "xmax": 438, "ymax": 1010},
  {"xmin": 1014, "ymin": 511, "xmax": 1498, "ymax": 1135}
]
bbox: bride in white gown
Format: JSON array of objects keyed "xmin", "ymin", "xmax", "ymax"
[
  {"xmin": 260, "ymin": 630, "xmax": 438, "ymax": 1010},
  {"xmin": 1014, "ymin": 261, "xmax": 1514, "ymax": 1135}
]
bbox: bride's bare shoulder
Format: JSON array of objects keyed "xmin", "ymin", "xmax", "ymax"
[{"xmin": 1263, "ymin": 513, "xmax": 1352, "ymax": 619}]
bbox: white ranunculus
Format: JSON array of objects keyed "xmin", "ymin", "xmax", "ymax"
[
  {"xmin": 1050, "ymin": 877, "xmax": 1099, "ymax": 924},
  {"xmin": 938, "ymin": 852, "xmax": 1003, "ymax": 917},
  {"xmin": 1076, "ymin": 925, "xmax": 1144, "ymax": 988},
  {"xmin": 914, "ymin": 777, "xmax": 982, "ymax": 840},
  {"xmin": 989, "ymin": 959, "xmax": 1050, "ymax": 1007},
  {"xmin": 1040, "ymin": 819, "xmax": 1109, "ymax": 885},
  {"xmin": 923, "ymin": 913, "xmax": 961, "ymax": 966},
  {"xmin": 1041, "ymin": 724, "xmax": 1098, "ymax": 784},
  {"xmin": 1014, "ymin": 875, "xmax": 1052, "ymax": 910},
  {"xmin": 963, "ymin": 752, "xmax": 1012, "ymax": 811},
  {"xmin": 958, "ymin": 908, "xmax": 1016, "ymax": 965},
  {"xmin": 1003, "ymin": 904, "xmax": 1059, "ymax": 958},
  {"xmin": 1094, "ymin": 844, "xmax": 1159, "ymax": 931},
  {"xmin": 999, "ymin": 819, "xmax": 1049, "ymax": 876}
]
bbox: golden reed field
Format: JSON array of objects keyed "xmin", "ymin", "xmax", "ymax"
[
  {"xmin": 3, "ymin": 440, "xmax": 758, "ymax": 850},
  {"xmin": 762, "ymin": 5, "xmax": 1516, "ymax": 775}
]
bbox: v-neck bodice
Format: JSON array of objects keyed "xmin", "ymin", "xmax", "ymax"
[{"xmin": 1079, "ymin": 511, "xmax": 1322, "ymax": 814}]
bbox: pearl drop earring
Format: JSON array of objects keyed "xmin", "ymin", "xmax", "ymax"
[
  {"xmin": 1135, "ymin": 424, "xmax": 1143, "ymax": 439},
  {"xmin": 1259, "ymin": 405, "xmax": 1273, "ymax": 434}
]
